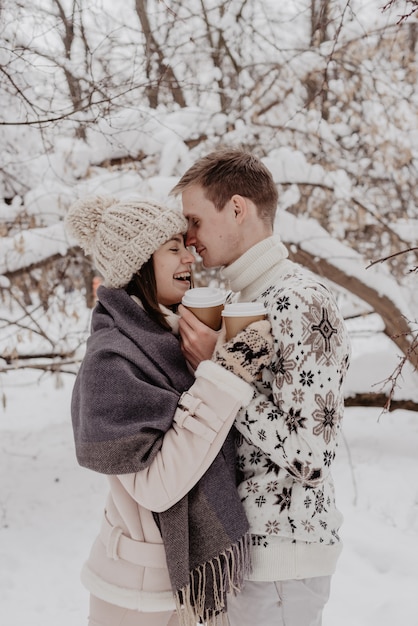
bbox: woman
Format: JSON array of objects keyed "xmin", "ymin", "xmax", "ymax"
[{"xmin": 65, "ymin": 196, "xmax": 273, "ymax": 626}]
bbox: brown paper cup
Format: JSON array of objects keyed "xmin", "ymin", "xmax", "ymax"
[
  {"xmin": 185, "ymin": 304, "xmax": 225, "ymax": 330},
  {"xmin": 222, "ymin": 302, "xmax": 267, "ymax": 340},
  {"xmin": 182, "ymin": 287, "xmax": 226, "ymax": 331},
  {"xmin": 223, "ymin": 313, "xmax": 266, "ymax": 341}
]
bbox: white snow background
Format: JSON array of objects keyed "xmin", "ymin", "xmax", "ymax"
[{"xmin": 0, "ymin": 274, "xmax": 417, "ymax": 626}]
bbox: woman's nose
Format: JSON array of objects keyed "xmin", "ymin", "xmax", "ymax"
[{"xmin": 184, "ymin": 248, "xmax": 195, "ymax": 263}]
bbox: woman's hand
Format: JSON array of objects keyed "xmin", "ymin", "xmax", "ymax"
[{"xmin": 178, "ymin": 304, "xmax": 219, "ymax": 370}]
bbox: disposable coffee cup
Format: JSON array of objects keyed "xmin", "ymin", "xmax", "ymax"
[
  {"xmin": 222, "ymin": 302, "xmax": 267, "ymax": 340},
  {"xmin": 182, "ymin": 287, "xmax": 226, "ymax": 330}
]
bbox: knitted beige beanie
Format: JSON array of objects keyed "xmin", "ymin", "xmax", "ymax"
[{"xmin": 65, "ymin": 195, "xmax": 188, "ymax": 288}]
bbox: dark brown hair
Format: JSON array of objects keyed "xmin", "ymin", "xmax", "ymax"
[
  {"xmin": 126, "ymin": 257, "xmax": 172, "ymax": 331},
  {"xmin": 171, "ymin": 147, "xmax": 278, "ymax": 227}
]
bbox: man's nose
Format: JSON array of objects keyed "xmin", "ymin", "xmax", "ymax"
[{"xmin": 185, "ymin": 230, "xmax": 195, "ymax": 247}]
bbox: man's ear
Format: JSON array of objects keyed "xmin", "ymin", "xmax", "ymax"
[{"xmin": 230, "ymin": 194, "xmax": 248, "ymax": 224}]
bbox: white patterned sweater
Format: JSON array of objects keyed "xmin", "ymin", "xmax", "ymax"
[{"xmin": 222, "ymin": 236, "xmax": 351, "ymax": 581}]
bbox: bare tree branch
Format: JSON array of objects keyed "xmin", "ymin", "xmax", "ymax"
[{"xmin": 366, "ymin": 247, "xmax": 418, "ymax": 269}]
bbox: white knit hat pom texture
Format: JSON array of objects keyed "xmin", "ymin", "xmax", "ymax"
[{"xmin": 65, "ymin": 195, "xmax": 188, "ymax": 288}]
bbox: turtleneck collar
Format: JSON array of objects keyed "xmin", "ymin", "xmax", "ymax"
[{"xmin": 221, "ymin": 235, "xmax": 290, "ymax": 301}]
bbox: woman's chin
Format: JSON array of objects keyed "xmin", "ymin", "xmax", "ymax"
[{"xmin": 178, "ymin": 280, "xmax": 191, "ymax": 292}]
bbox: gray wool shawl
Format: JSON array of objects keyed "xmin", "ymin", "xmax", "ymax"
[{"xmin": 71, "ymin": 286, "xmax": 250, "ymax": 625}]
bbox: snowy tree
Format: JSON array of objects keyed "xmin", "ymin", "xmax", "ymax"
[{"xmin": 0, "ymin": 0, "xmax": 417, "ymax": 400}]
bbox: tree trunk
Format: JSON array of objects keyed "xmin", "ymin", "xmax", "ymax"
[{"xmin": 134, "ymin": 0, "xmax": 186, "ymax": 108}]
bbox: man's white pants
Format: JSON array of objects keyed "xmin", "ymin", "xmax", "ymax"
[{"xmin": 227, "ymin": 577, "xmax": 331, "ymax": 626}]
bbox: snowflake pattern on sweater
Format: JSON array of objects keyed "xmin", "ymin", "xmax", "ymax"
[{"xmin": 234, "ymin": 267, "xmax": 351, "ymax": 547}]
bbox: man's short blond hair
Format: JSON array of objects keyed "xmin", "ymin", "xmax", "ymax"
[{"xmin": 171, "ymin": 147, "xmax": 278, "ymax": 227}]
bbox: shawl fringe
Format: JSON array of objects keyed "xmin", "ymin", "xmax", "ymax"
[{"xmin": 174, "ymin": 533, "xmax": 252, "ymax": 626}]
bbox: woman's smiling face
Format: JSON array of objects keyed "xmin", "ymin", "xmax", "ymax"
[{"xmin": 152, "ymin": 234, "xmax": 195, "ymax": 306}]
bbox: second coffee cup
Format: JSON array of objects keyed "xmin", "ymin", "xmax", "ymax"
[
  {"xmin": 221, "ymin": 301, "xmax": 267, "ymax": 340},
  {"xmin": 182, "ymin": 287, "xmax": 226, "ymax": 330}
]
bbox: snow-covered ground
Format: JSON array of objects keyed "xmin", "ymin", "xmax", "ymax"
[{"xmin": 1, "ymin": 334, "xmax": 417, "ymax": 626}]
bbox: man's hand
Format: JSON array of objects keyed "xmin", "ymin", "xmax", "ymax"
[
  {"xmin": 178, "ymin": 304, "xmax": 219, "ymax": 370},
  {"xmin": 212, "ymin": 320, "xmax": 274, "ymax": 384}
]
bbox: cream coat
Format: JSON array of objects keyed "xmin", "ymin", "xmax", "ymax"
[{"xmin": 79, "ymin": 360, "xmax": 253, "ymax": 612}]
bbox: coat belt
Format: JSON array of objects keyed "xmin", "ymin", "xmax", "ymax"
[{"xmin": 100, "ymin": 514, "xmax": 168, "ymax": 568}]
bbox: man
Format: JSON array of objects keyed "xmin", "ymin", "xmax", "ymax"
[{"xmin": 171, "ymin": 148, "xmax": 351, "ymax": 626}]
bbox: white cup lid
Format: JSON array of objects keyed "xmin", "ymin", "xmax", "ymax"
[
  {"xmin": 222, "ymin": 302, "xmax": 267, "ymax": 317},
  {"xmin": 182, "ymin": 287, "xmax": 226, "ymax": 308}
]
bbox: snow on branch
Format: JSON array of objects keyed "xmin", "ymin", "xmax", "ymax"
[{"xmin": 0, "ymin": 224, "xmax": 71, "ymax": 277}]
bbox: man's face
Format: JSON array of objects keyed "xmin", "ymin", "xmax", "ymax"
[{"xmin": 181, "ymin": 184, "xmax": 241, "ymax": 268}]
